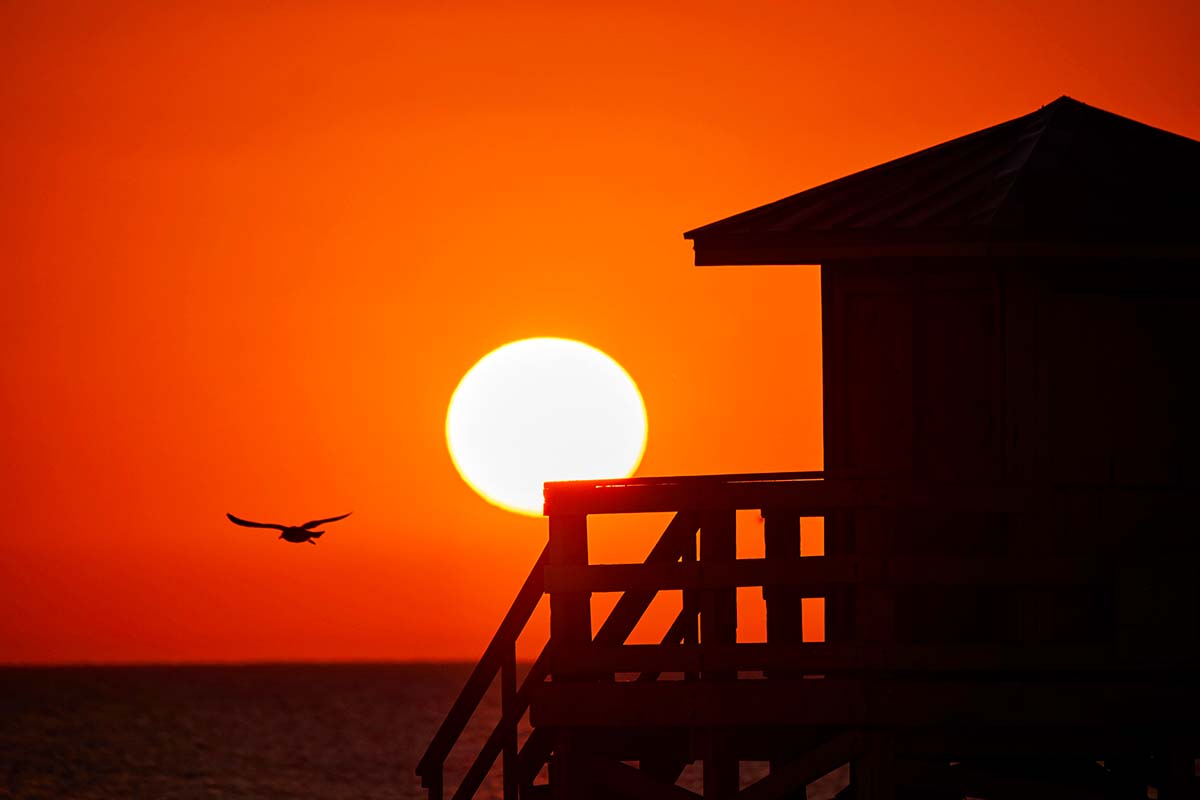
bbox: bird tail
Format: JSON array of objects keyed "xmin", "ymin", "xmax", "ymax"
[{"xmin": 310, "ymin": 530, "xmax": 325, "ymax": 538}]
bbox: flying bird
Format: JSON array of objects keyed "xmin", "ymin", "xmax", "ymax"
[{"xmin": 226, "ymin": 512, "xmax": 352, "ymax": 544}]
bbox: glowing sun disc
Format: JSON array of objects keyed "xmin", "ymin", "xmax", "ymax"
[{"xmin": 446, "ymin": 338, "xmax": 648, "ymax": 516}]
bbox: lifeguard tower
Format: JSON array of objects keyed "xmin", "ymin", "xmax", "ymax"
[{"xmin": 418, "ymin": 97, "xmax": 1200, "ymax": 800}]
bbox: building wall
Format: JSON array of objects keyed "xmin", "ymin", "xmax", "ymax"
[
  {"xmin": 820, "ymin": 257, "xmax": 1200, "ymax": 649},
  {"xmin": 823, "ymin": 257, "xmax": 1200, "ymax": 486}
]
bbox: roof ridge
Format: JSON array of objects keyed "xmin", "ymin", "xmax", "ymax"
[{"xmin": 970, "ymin": 98, "xmax": 1062, "ymax": 225}]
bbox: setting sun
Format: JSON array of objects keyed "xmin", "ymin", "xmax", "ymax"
[{"xmin": 445, "ymin": 338, "xmax": 647, "ymax": 516}]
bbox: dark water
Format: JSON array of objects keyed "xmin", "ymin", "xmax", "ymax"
[
  {"xmin": 0, "ymin": 664, "xmax": 499, "ymax": 800},
  {"xmin": 0, "ymin": 664, "xmax": 847, "ymax": 799}
]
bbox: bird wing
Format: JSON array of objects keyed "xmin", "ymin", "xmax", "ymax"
[
  {"xmin": 227, "ymin": 513, "xmax": 287, "ymax": 531},
  {"xmin": 301, "ymin": 512, "xmax": 352, "ymax": 530}
]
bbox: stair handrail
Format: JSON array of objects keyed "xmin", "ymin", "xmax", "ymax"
[
  {"xmin": 416, "ymin": 543, "xmax": 549, "ymax": 797},
  {"xmin": 448, "ymin": 648, "xmax": 553, "ymax": 800},
  {"xmin": 418, "ymin": 510, "xmax": 702, "ymax": 799}
]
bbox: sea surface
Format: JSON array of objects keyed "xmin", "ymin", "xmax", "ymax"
[
  {"xmin": 1, "ymin": 664, "xmax": 491, "ymax": 800},
  {"xmin": 0, "ymin": 664, "xmax": 846, "ymax": 799}
]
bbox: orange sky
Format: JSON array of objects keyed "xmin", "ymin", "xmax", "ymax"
[{"xmin": 2, "ymin": 0, "xmax": 1198, "ymax": 664}]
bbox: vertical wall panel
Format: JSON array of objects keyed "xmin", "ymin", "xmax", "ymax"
[
  {"xmin": 842, "ymin": 286, "xmax": 915, "ymax": 477},
  {"xmin": 917, "ymin": 285, "xmax": 997, "ymax": 480}
]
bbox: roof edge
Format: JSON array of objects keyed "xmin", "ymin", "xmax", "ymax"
[
  {"xmin": 690, "ymin": 229, "xmax": 1200, "ymax": 265},
  {"xmin": 683, "ymin": 98, "xmax": 1065, "ymax": 241}
]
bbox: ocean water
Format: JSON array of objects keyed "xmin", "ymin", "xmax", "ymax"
[
  {"xmin": 0, "ymin": 664, "xmax": 493, "ymax": 800},
  {"xmin": 0, "ymin": 664, "xmax": 847, "ymax": 799}
]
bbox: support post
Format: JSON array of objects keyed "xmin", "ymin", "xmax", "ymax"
[
  {"xmin": 501, "ymin": 642, "xmax": 518, "ymax": 800},
  {"xmin": 701, "ymin": 727, "xmax": 738, "ymax": 800},
  {"xmin": 426, "ymin": 770, "xmax": 443, "ymax": 800},
  {"xmin": 700, "ymin": 510, "xmax": 738, "ymax": 798},
  {"xmin": 682, "ymin": 526, "xmax": 700, "ymax": 682},
  {"xmin": 1160, "ymin": 740, "xmax": 1198, "ymax": 800},
  {"xmin": 550, "ymin": 729, "xmax": 588, "ymax": 800},
  {"xmin": 547, "ymin": 513, "xmax": 591, "ymax": 799},
  {"xmin": 853, "ymin": 731, "xmax": 896, "ymax": 800},
  {"xmin": 548, "ymin": 513, "xmax": 591, "ymax": 672}
]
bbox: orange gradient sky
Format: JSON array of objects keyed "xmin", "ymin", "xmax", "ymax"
[{"xmin": 2, "ymin": 1, "xmax": 1198, "ymax": 663}]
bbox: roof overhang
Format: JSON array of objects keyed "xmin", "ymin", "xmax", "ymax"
[
  {"xmin": 682, "ymin": 98, "xmax": 1200, "ymax": 267},
  {"xmin": 686, "ymin": 230, "xmax": 1200, "ymax": 265}
]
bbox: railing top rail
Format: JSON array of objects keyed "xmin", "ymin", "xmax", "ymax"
[
  {"xmin": 543, "ymin": 473, "xmax": 1196, "ymax": 516},
  {"xmin": 543, "ymin": 471, "xmax": 824, "ymax": 516},
  {"xmin": 546, "ymin": 470, "xmax": 826, "ymax": 491},
  {"xmin": 545, "ymin": 474, "xmax": 1015, "ymax": 516}
]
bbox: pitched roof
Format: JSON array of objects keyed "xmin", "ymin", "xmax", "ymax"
[{"xmin": 684, "ymin": 97, "xmax": 1200, "ymax": 264}]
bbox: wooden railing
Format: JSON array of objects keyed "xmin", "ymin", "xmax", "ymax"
[
  {"xmin": 415, "ymin": 544, "xmax": 549, "ymax": 800},
  {"xmin": 419, "ymin": 472, "xmax": 1197, "ymax": 799},
  {"xmin": 414, "ymin": 510, "xmax": 706, "ymax": 799}
]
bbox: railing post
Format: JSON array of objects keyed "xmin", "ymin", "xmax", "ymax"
[
  {"xmin": 426, "ymin": 770, "xmax": 443, "ymax": 800},
  {"xmin": 824, "ymin": 511, "xmax": 855, "ymax": 642},
  {"xmin": 763, "ymin": 508, "xmax": 804, "ymax": 649},
  {"xmin": 763, "ymin": 508, "xmax": 803, "ymax": 774},
  {"xmin": 416, "ymin": 544, "xmax": 548, "ymax": 800},
  {"xmin": 548, "ymin": 513, "xmax": 591, "ymax": 664},
  {"xmin": 853, "ymin": 730, "xmax": 897, "ymax": 800},
  {"xmin": 700, "ymin": 509, "xmax": 738, "ymax": 798},
  {"xmin": 682, "ymin": 526, "xmax": 700, "ymax": 682},
  {"xmin": 501, "ymin": 642, "xmax": 518, "ymax": 800},
  {"xmin": 547, "ymin": 513, "xmax": 590, "ymax": 800},
  {"xmin": 700, "ymin": 509, "xmax": 737, "ymax": 673}
]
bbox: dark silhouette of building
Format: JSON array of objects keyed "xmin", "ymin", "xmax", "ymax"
[{"xmin": 419, "ymin": 97, "xmax": 1200, "ymax": 799}]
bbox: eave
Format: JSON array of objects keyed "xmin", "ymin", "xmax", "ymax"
[{"xmin": 686, "ymin": 229, "xmax": 1200, "ymax": 265}]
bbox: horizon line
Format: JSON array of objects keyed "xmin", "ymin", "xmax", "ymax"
[{"xmin": 0, "ymin": 658, "xmax": 538, "ymax": 669}]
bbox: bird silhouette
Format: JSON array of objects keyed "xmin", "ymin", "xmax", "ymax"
[{"xmin": 226, "ymin": 512, "xmax": 352, "ymax": 544}]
